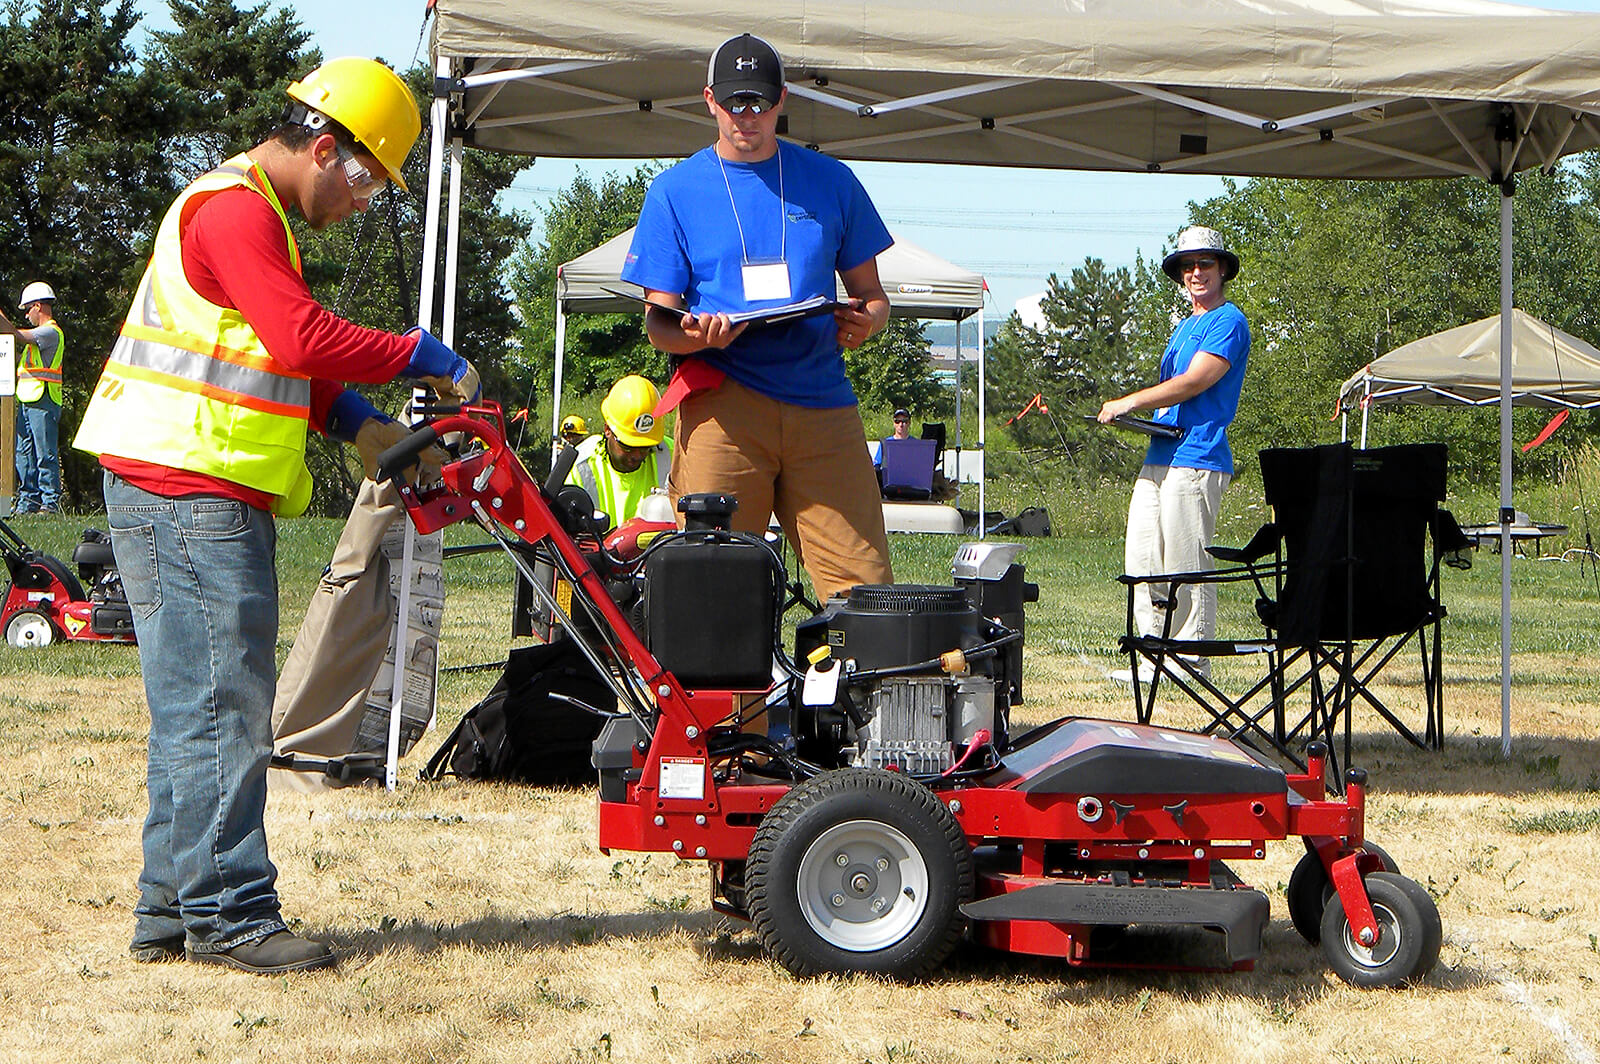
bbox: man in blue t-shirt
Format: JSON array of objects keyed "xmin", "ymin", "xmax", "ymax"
[
  {"xmin": 1098, "ymin": 226, "xmax": 1251, "ymax": 680},
  {"xmin": 621, "ymin": 32, "xmax": 894, "ymax": 602}
]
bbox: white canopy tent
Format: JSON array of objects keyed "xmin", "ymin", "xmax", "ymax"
[
  {"xmin": 1338, "ymin": 308, "xmax": 1600, "ymax": 444},
  {"xmin": 417, "ymin": 0, "xmax": 1600, "ymax": 753},
  {"xmin": 551, "ymin": 230, "xmax": 989, "ymax": 506}
]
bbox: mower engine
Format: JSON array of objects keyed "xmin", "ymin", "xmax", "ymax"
[{"xmin": 787, "ymin": 542, "xmax": 1037, "ymax": 774}]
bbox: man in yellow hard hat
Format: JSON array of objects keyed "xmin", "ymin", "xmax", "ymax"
[
  {"xmin": 0, "ymin": 281, "xmax": 65, "ymax": 514},
  {"xmin": 565, "ymin": 375, "xmax": 674, "ymax": 529},
  {"xmin": 72, "ymin": 58, "xmax": 480, "ymax": 977},
  {"xmin": 559, "ymin": 414, "xmax": 588, "ymax": 447}
]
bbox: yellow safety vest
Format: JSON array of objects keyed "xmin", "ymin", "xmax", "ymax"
[
  {"xmin": 16, "ymin": 322, "xmax": 64, "ymax": 405},
  {"xmin": 74, "ymin": 153, "xmax": 314, "ymax": 516},
  {"xmin": 566, "ymin": 434, "xmax": 672, "ymax": 527}
]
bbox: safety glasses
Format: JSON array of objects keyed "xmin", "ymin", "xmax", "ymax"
[
  {"xmin": 336, "ymin": 146, "xmax": 388, "ymax": 202},
  {"xmin": 1179, "ymin": 256, "xmax": 1219, "ymax": 273}
]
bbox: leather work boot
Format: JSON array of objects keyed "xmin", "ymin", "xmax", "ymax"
[
  {"xmin": 188, "ymin": 931, "xmax": 336, "ymax": 974},
  {"xmin": 129, "ymin": 936, "xmax": 186, "ymax": 963}
]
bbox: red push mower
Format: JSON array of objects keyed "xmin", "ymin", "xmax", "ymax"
[
  {"xmin": 0, "ymin": 516, "xmax": 135, "ymax": 648},
  {"xmin": 379, "ymin": 401, "xmax": 1441, "ymax": 988}
]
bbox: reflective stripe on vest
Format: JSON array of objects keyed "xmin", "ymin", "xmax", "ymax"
[
  {"xmin": 17, "ymin": 323, "xmax": 64, "ymax": 404},
  {"xmin": 74, "ymin": 154, "xmax": 313, "ymax": 502}
]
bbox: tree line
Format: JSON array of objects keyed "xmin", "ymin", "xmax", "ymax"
[{"xmin": 7, "ymin": 1, "xmax": 1596, "ymax": 514}]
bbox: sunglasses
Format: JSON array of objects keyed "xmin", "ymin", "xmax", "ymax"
[
  {"xmin": 724, "ymin": 96, "xmax": 776, "ymax": 115},
  {"xmin": 1179, "ymin": 256, "xmax": 1219, "ymax": 273},
  {"xmin": 336, "ymin": 146, "xmax": 388, "ymax": 202}
]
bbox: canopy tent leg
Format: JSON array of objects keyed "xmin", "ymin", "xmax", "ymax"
[
  {"xmin": 977, "ymin": 305, "xmax": 986, "ymax": 540},
  {"xmin": 552, "ymin": 299, "xmax": 567, "ymax": 458},
  {"xmin": 1499, "ymin": 182, "xmax": 1514, "ymax": 758}
]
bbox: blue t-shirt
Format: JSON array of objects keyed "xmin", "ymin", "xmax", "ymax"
[
  {"xmin": 1144, "ymin": 301, "xmax": 1250, "ymax": 474},
  {"xmin": 621, "ymin": 142, "xmax": 892, "ymax": 408}
]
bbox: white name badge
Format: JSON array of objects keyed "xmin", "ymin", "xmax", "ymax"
[{"xmin": 742, "ymin": 261, "xmax": 791, "ymax": 302}]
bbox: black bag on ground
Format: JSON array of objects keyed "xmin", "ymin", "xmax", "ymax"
[
  {"xmin": 422, "ymin": 638, "xmax": 617, "ymax": 784},
  {"xmin": 989, "ymin": 506, "xmax": 1052, "ymax": 537}
]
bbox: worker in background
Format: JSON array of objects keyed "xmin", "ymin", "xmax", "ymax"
[
  {"xmin": 566, "ymin": 374, "xmax": 673, "ymax": 529},
  {"xmin": 73, "ymin": 57, "xmax": 479, "ymax": 977},
  {"xmin": 0, "ymin": 282, "xmax": 66, "ymax": 515},
  {"xmin": 560, "ymin": 413, "xmax": 588, "ymax": 447}
]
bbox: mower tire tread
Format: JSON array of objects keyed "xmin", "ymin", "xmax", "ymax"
[
  {"xmin": 746, "ymin": 768, "xmax": 973, "ymax": 979},
  {"xmin": 1320, "ymin": 871, "xmax": 1440, "ymax": 988}
]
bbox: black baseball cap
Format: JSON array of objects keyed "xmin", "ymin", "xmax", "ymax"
[
  {"xmin": 893, "ymin": 408, "xmax": 910, "ymax": 420},
  {"xmin": 708, "ymin": 34, "xmax": 785, "ymax": 107}
]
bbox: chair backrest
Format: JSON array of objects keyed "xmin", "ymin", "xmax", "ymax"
[
  {"xmin": 1260, "ymin": 442, "xmax": 1447, "ymax": 644},
  {"xmin": 880, "ymin": 437, "xmax": 939, "ymax": 496},
  {"xmin": 920, "ymin": 421, "xmax": 947, "ymax": 455}
]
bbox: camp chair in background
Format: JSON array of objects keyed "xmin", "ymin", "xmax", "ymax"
[
  {"xmin": 1118, "ymin": 442, "xmax": 1472, "ymax": 777},
  {"xmin": 880, "ymin": 437, "xmax": 939, "ymax": 499}
]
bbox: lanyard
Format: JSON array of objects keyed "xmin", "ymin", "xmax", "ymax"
[{"xmin": 717, "ymin": 147, "xmax": 786, "ymax": 265}]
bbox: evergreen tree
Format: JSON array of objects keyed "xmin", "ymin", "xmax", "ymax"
[
  {"xmin": 0, "ymin": 0, "xmax": 186, "ymax": 507},
  {"xmin": 844, "ymin": 315, "xmax": 941, "ymax": 417}
]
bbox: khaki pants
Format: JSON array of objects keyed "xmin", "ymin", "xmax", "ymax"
[
  {"xmin": 1125, "ymin": 463, "xmax": 1231, "ymax": 645},
  {"xmin": 268, "ymin": 479, "xmax": 405, "ymax": 792},
  {"xmin": 670, "ymin": 377, "xmax": 892, "ymax": 601}
]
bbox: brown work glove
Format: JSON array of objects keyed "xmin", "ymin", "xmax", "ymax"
[
  {"xmin": 353, "ymin": 418, "xmax": 447, "ymax": 483},
  {"xmin": 419, "ymin": 358, "xmax": 480, "ymax": 407}
]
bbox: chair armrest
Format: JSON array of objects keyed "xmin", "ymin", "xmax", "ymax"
[
  {"xmin": 1208, "ymin": 522, "xmax": 1281, "ymax": 564},
  {"xmin": 1433, "ymin": 509, "xmax": 1475, "ymax": 570}
]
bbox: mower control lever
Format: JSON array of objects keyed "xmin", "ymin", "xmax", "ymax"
[
  {"xmin": 375, "ymin": 425, "xmax": 441, "ymax": 483},
  {"xmin": 546, "ymin": 442, "xmax": 580, "ymax": 496}
]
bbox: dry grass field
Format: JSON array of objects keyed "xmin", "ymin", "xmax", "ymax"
[{"xmin": 1, "ymin": 497, "xmax": 1597, "ymax": 1064}]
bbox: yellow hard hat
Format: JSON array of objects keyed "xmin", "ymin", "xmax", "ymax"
[
  {"xmin": 561, "ymin": 414, "xmax": 588, "ymax": 437},
  {"xmin": 601, "ymin": 375, "xmax": 665, "ymax": 447},
  {"xmin": 287, "ymin": 57, "xmax": 421, "ymax": 192}
]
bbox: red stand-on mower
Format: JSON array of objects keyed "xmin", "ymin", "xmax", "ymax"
[
  {"xmin": 379, "ymin": 402, "xmax": 1441, "ymax": 988},
  {"xmin": 0, "ymin": 517, "xmax": 135, "ymax": 648}
]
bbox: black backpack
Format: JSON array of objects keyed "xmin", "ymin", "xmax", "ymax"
[{"xmin": 422, "ymin": 638, "xmax": 618, "ymax": 785}]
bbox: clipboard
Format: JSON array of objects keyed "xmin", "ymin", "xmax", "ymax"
[
  {"xmin": 1084, "ymin": 414, "xmax": 1185, "ymax": 440},
  {"xmin": 600, "ymin": 286, "xmax": 839, "ymax": 329}
]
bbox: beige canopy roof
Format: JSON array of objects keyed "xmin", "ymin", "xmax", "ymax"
[
  {"xmin": 1338, "ymin": 308, "xmax": 1600, "ymax": 411},
  {"xmin": 558, "ymin": 231, "xmax": 985, "ymax": 321},
  {"xmin": 431, "ymin": 0, "xmax": 1600, "ymax": 182}
]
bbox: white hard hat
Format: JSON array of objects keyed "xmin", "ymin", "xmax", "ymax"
[{"xmin": 19, "ymin": 281, "xmax": 56, "ymax": 308}]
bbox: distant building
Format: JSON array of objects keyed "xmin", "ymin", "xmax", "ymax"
[{"xmin": 1013, "ymin": 292, "xmax": 1047, "ymax": 332}]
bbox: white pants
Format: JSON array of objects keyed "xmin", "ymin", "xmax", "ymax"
[{"xmin": 1125, "ymin": 464, "xmax": 1231, "ymax": 645}]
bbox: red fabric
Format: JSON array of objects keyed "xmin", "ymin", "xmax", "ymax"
[
  {"xmin": 108, "ymin": 180, "xmax": 418, "ymax": 505},
  {"xmin": 1522, "ymin": 408, "xmax": 1569, "ymax": 453},
  {"xmin": 654, "ymin": 358, "xmax": 727, "ymax": 418}
]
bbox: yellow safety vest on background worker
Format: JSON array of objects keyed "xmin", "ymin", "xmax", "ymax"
[
  {"xmin": 75, "ymin": 154, "xmax": 314, "ymax": 516},
  {"xmin": 567, "ymin": 434, "xmax": 673, "ymax": 527},
  {"xmin": 16, "ymin": 322, "xmax": 64, "ymax": 405}
]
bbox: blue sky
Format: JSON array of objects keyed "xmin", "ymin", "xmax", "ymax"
[{"xmin": 133, "ymin": 0, "xmax": 1600, "ymax": 316}]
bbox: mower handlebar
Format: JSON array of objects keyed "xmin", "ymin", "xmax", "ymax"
[
  {"xmin": 545, "ymin": 442, "xmax": 580, "ymax": 496},
  {"xmin": 375, "ymin": 426, "xmax": 441, "ymax": 483}
]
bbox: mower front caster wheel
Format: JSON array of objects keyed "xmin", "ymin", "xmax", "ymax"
[
  {"xmin": 1319, "ymin": 871, "xmax": 1441, "ymax": 987},
  {"xmin": 746, "ymin": 768, "xmax": 973, "ymax": 979},
  {"xmin": 1287, "ymin": 841, "xmax": 1400, "ymax": 944},
  {"xmin": 5, "ymin": 608, "xmax": 57, "ymax": 649}
]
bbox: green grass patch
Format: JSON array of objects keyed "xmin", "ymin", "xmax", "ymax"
[{"xmin": 1507, "ymin": 807, "xmax": 1600, "ymax": 834}]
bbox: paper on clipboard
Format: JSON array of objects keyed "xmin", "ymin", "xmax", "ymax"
[
  {"xmin": 1084, "ymin": 414, "xmax": 1185, "ymax": 440},
  {"xmin": 599, "ymin": 286, "xmax": 838, "ymax": 329}
]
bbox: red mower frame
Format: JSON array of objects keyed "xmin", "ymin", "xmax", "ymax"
[{"xmin": 379, "ymin": 402, "xmax": 1441, "ymax": 988}]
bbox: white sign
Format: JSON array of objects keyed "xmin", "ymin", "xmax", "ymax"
[
  {"xmin": 0, "ymin": 335, "xmax": 14, "ymax": 398},
  {"xmin": 659, "ymin": 757, "xmax": 706, "ymax": 801}
]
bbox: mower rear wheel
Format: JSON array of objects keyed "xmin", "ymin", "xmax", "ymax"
[
  {"xmin": 1287, "ymin": 841, "xmax": 1401, "ymax": 945},
  {"xmin": 746, "ymin": 768, "xmax": 972, "ymax": 979},
  {"xmin": 1319, "ymin": 871, "xmax": 1440, "ymax": 987},
  {"xmin": 5, "ymin": 608, "xmax": 57, "ymax": 649}
]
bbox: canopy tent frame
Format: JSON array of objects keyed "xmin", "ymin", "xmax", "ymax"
[{"xmin": 419, "ymin": 0, "xmax": 1600, "ymax": 756}]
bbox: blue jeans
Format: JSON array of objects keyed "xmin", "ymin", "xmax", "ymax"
[
  {"xmin": 15, "ymin": 398, "xmax": 61, "ymax": 511},
  {"xmin": 104, "ymin": 472, "xmax": 288, "ymax": 953}
]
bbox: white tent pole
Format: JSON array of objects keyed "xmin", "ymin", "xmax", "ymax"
[
  {"xmin": 953, "ymin": 324, "xmax": 962, "ymax": 485},
  {"xmin": 553, "ymin": 295, "xmax": 567, "ymax": 456},
  {"xmin": 442, "ymin": 136, "xmax": 464, "ymax": 345},
  {"xmin": 977, "ymin": 306, "xmax": 987, "ymax": 540},
  {"xmin": 388, "ymin": 59, "xmax": 453, "ymax": 794},
  {"xmin": 1499, "ymin": 183, "xmax": 1514, "ymax": 758},
  {"xmin": 1359, "ymin": 389, "xmax": 1369, "ymax": 448},
  {"xmin": 417, "ymin": 58, "xmax": 450, "ymax": 335}
]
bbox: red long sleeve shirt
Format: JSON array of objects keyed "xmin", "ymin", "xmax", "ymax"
[{"xmin": 102, "ymin": 180, "xmax": 416, "ymax": 509}]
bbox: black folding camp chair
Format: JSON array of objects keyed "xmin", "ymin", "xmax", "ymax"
[{"xmin": 1118, "ymin": 442, "xmax": 1472, "ymax": 775}]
